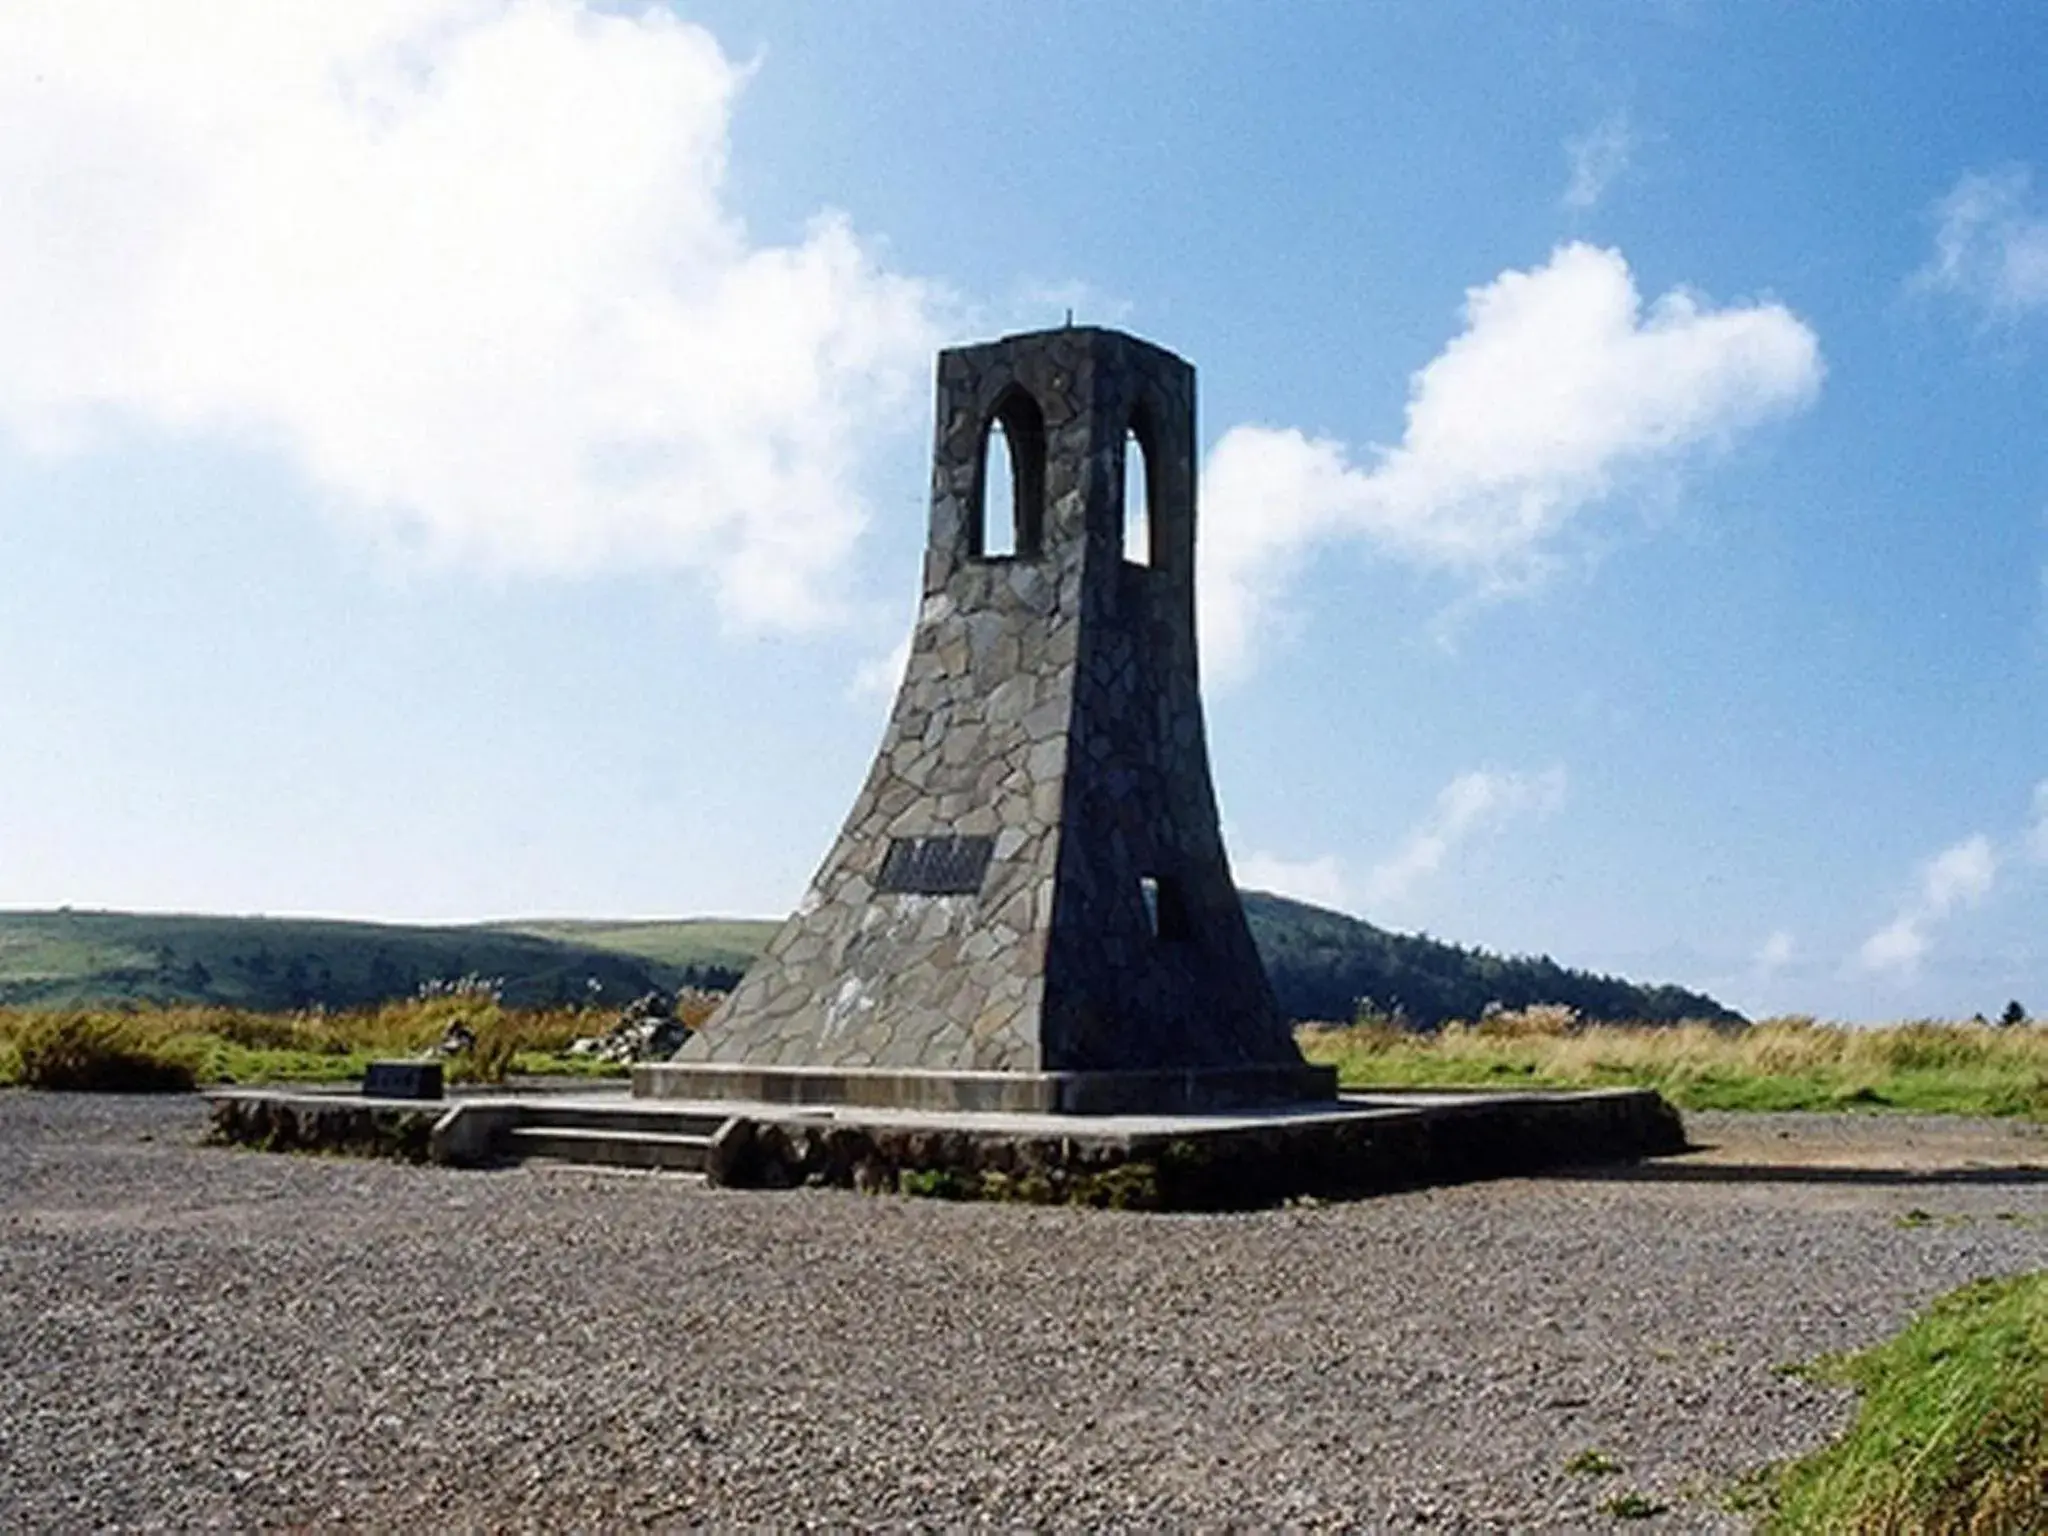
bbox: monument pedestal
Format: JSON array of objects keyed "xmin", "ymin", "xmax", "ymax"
[{"xmin": 635, "ymin": 1060, "xmax": 1337, "ymax": 1115}]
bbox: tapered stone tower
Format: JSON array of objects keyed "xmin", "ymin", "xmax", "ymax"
[{"xmin": 640, "ymin": 327, "xmax": 1334, "ymax": 1113}]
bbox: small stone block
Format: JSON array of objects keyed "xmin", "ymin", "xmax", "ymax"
[{"xmin": 363, "ymin": 1060, "xmax": 443, "ymax": 1100}]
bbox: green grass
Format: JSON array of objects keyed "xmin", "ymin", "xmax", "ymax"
[
  {"xmin": 0, "ymin": 998, "xmax": 633, "ymax": 1090},
  {"xmin": 1299, "ymin": 1017, "xmax": 2048, "ymax": 1119},
  {"xmin": 1767, "ymin": 1271, "xmax": 2048, "ymax": 1533}
]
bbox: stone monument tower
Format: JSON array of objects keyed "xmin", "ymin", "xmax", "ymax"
[{"xmin": 641, "ymin": 326, "xmax": 1335, "ymax": 1113}]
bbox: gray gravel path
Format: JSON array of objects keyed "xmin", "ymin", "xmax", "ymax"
[{"xmin": 2, "ymin": 1092, "xmax": 2043, "ymax": 1532}]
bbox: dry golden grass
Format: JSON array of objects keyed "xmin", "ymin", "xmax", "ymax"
[{"xmin": 1298, "ymin": 1017, "xmax": 2048, "ymax": 1117}]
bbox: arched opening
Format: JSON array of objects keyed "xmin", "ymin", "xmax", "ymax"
[
  {"xmin": 1122, "ymin": 428, "xmax": 1155, "ymax": 565},
  {"xmin": 974, "ymin": 387, "xmax": 1045, "ymax": 560},
  {"xmin": 983, "ymin": 422, "xmax": 1018, "ymax": 557}
]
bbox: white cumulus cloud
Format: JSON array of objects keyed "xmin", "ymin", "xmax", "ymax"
[
  {"xmin": 1198, "ymin": 243, "xmax": 1822, "ymax": 681},
  {"xmin": 1919, "ymin": 165, "xmax": 2048, "ymax": 321},
  {"xmin": 1755, "ymin": 929, "xmax": 1795, "ymax": 974},
  {"xmin": 1235, "ymin": 850, "xmax": 1348, "ymax": 911},
  {"xmin": 0, "ymin": 0, "xmax": 940, "ymax": 627},
  {"xmin": 1858, "ymin": 833, "xmax": 1998, "ymax": 977},
  {"xmin": 1362, "ymin": 766, "xmax": 1566, "ymax": 910},
  {"xmin": 1858, "ymin": 915, "xmax": 1927, "ymax": 975},
  {"xmin": 1562, "ymin": 112, "xmax": 1632, "ymax": 211},
  {"xmin": 1926, "ymin": 835, "xmax": 1999, "ymax": 908}
]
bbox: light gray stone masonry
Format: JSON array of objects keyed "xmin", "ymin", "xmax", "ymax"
[{"xmin": 655, "ymin": 327, "xmax": 1332, "ymax": 1111}]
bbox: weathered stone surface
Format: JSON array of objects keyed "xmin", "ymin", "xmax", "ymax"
[
  {"xmin": 208, "ymin": 1094, "xmax": 444, "ymax": 1163},
  {"xmin": 668, "ymin": 327, "xmax": 1321, "ymax": 1110},
  {"xmin": 697, "ymin": 1090, "xmax": 1690, "ymax": 1211}
]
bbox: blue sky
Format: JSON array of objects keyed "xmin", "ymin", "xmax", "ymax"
[{"xmin": 4, "ymin": 2, "xmax": 2048, "ymax": 1021}]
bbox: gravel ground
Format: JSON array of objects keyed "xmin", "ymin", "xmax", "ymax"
[{"xmin": 2, "ymin": 1093, "xmax": 2043, "ymax": 1532}]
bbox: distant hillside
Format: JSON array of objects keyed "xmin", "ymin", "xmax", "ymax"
[
  {"xmin": 0, "ymin": 900, "xmax": 1737, "ymax": 1027},
  {"xmin": 1240, "ymin": 891, "xmax": 1740, "ymax": 1027},
  {"xmin": 0, "ymin": 910, "xmax": 698, "ymax": 1011},
  {"xmin": 485, "ymin": 918, "xmax": 774, "ymax": 983}
]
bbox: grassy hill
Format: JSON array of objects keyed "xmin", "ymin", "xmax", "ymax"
[
  {"xmin": 484, "ymin": 918, "xmax": 774, "ymax": 981},
  {"xmin": 0, "ymin": 899, "xmax": 1734, "ymax": 1026},
  {"xmin": 0, "ymin": 910, "xmax": 711, "ymax": 1011}
]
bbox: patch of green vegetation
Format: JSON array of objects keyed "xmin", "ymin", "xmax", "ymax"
[
  {"xmin": 1301, "ymin": 1018, "xmax": 2048, "ymax": 1119},
  {"xmin": 0, "ymin": 996, "xmax": 650, "ymax": 1091},
  {"xmin": 1063, "ymin": 1161, "xmax": 1162, "ymax": 1210},
  {"xmin": 1599, "ymin": 1490, "xmax": 1667, "ymax": 1519},
  {"xmin": 897, "ymin": 1167, "xmax": 977, "ymax": 1200},
  {"xmin": 1719, "ymin": 1467, "xmax": 1777, "ymax": 1515},
  {"xmin": 1891, "ymin": 1207, "xmax": 1977, "ymax": 1231},
  {"xmin": 895, "ymin": 1160, "xmax": 1163, "ymax": 1209},
  {"xmin": 9, "ymin": 1010, "xmax": 199, "ymax": 1092},
  {"xmin": 508, "ymin": 1049, "xmax": 629, "ymax": 1079},
  {"xmin": 1565, "ymin": 1448, "xmax": 1623, "ymax": 1476},
  {"xmin": 973, "ymin": 1168, "xmax": 1057, "ymax": 1204},
  {"xmin": 1766, "ymin": 1271, "xmax": 2048, "ymax": 1534}
]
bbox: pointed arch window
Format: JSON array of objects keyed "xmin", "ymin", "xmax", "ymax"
[
  {"xmin": 974, "ymin": 387, "xmax": 1046, "ymax": 561},
  {"xmin": 1121, "ymin": 405, "xmax": 1159, "ymax": 567}
]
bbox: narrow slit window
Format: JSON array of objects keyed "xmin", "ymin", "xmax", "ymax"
[
  {"xmin": 1139, "ymin": 874, "xmax": 1190, "ymax": 942},
  {"xmin": 982, "ymin": 421, "xmax": 1017, "ymax": 557},
  {"xmin": 1122, "ymin": 428, "xmax": 1152, "ymax": 566}
]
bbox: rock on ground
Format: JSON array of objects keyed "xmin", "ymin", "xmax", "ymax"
[{"xmin": 1, "ymin": 1092, "xmax": 2043, "ymax": 1531}]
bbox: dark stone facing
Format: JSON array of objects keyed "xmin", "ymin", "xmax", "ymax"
[
  {"xmin": 693, "ymin": 1090, "xmax": 1690, "ymax": 1210},
  {"xmin": 671, "ymin": 326, "xmax": 1323, "ymax": 1110}
]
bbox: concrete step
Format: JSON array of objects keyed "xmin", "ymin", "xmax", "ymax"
[
  {"xmin": 517, "ymin": 1103, "xmax": 730, "ymax": 1138},
  {"xmin": 504, "ymin": 1124, "xmax": 714, "ymax": 1172}
]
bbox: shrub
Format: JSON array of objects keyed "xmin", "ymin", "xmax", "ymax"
[
  {"xmin": 13, "ymin": 1011, "xmax": 197, "ymax": 1092},
  {"xmin": 445, "ymin": 1008, "xmax": 521, "ymax": 1085}
]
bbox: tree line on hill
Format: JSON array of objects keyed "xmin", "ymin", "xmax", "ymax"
[{"xmin": 1239, "ymin": 892, "xmax": 1739, "ymax": 1028}]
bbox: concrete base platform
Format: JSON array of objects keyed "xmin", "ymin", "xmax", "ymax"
[
  {"xmin": 633, "ymin": 1059, "xmax": 1339, "ymax": 1114},
  {"xmin": 206, "ymin": 1083, "xmax": 1687, "ymax": 1210}
]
